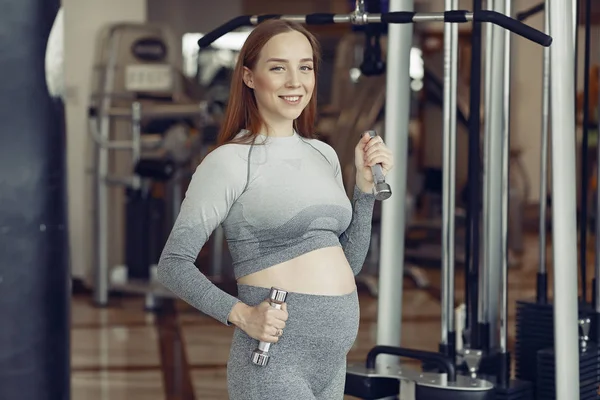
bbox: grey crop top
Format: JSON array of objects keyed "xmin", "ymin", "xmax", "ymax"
[{"xmin": 157, "ymin": 130, "xmax": 376, "ymax": 325}]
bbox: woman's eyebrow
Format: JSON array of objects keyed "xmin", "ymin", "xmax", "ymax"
[{"xmin": 266, "ymin": 57, "xmax": 314, "ymax": 63}]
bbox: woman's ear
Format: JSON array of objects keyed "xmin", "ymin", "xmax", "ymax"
[{"xmin": 243, "ymin": 67, "xmax": 254, "ymax": 89}]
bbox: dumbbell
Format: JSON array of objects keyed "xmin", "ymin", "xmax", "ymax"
[
  {"xmin": 251, "ymin": 287, "xmax": 288, "ymax": 367},
  {"xmin": 363, "ymin": 130, "xmax": 392, "ymax": 201}
]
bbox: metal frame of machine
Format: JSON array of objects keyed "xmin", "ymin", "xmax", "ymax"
[
  {"xmin": 192, "ymin": 1, "xmax": 589, "ymax": 399},
  {"xmin": 88, "ymin": 23, "xmax": 215, "ymax": 308}
]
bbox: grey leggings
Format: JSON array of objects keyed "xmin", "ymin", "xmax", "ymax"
[{"xmin": 227, "ymin": 284, "xmax": 360, "ymax": 400}]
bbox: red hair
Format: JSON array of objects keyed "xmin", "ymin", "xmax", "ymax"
[{"xmin": 216, "ymin": 19, "xmax": 321, "ymax": 146}]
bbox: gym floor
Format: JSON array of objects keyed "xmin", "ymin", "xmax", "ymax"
[{"xmin": 69, "ymin": 232, "xmax": 573, "ymax": 399}]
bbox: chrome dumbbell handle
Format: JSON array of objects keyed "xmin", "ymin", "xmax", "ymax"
[
  {"xmin": 363, "ymin": 130, "xmax": 392, "ymax": 201},
  {"xmin": 251, "ymin": 287, "xmax": 288, "ymax": 367}
]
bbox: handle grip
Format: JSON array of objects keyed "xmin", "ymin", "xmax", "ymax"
[
  {"xmin": 250, "ymin": 287, "xmax": 288, "ymax": 367},
  {"xmin": 382, "ymin": 10, "xmax": 551, "ymax": 46},
  {"xmin": 363, "ymin": 130, "xmax": 392, "ymax": 201},
  {"xmin": 473, "ymin": 10, "xmax": 551, "ymax": 46},
  {"xmin": 198, "ymin": 10, "xmax": 551, "ymax": 50}
]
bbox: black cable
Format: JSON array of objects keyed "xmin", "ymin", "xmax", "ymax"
[{"xmin": 464, "ymin": 0, "xmax": 483, "ymax": 350}]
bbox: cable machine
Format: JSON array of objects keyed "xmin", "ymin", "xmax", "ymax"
[{"xmin": 194, "ymin": 1, "xmax": 582, "ymax": 398}]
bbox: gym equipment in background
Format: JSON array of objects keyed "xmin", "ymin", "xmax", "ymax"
[
  {"xmin": 544, "ymin": 0, "xmax": 583, "ymax": 394},
  {"xmin": 345, "ymin": 345, "xmax": 495, "ymax": 399},
  {"xmin": 593, "ymin": 24, "xmax": 600, "ymax": 352},
  {"xmin": 462, "ymin": 0, "xmax": 484, "ymax": 356},
  {"xmin": 88, "ymin": 23, "xmax": 219, "ymax": 309},
  {"xmin": 422, "ymin": 0, "xmax": 533, "ymax": 398},
  {"xmin": 195, "ymin": 0, "xmax": 553, "ymax": 398},
  {"xmin": 182, "ymin": 28, "xmax": 254, "ymax": 118},
  {"xmin": 459, "ymin": 1, "xmax": 534, "ymax": 398},
  {"xmin": 459, "ymin": 2, "xmax": 543, "ymax": 364},
  {"xmin": 512, "ymin": 0, "xmax": 586, "ymax": 398},
  {"xmin": 535, "ymin": 318, "xmax": 600, "ymax": 400},
  {"xmin": 318, "ymin": 4, "xmax": 523, "ymax": 297},
  {"xmin": 511, "ymin": 1, "xmax": 555, "ymax": 389},
  {"xmin": 511, "ymin": 2, "xmax": 600, "ymax": 399},
  {"xmin": 401, "ymin": 61, "xmax": 470, "ymax": 270},
  {"xmin": 439, "ymin": 0, "xmax": 459, "ymax": 372},
  {"xmin": 580, "ymin": 0, "xmax": 600, "ymax": 346},
  {"xmin": 399, "ymin": 33, "xmax": 530, "ymax": 276},
  {"xmin": 0, "ymin": 1, "xmax": 70, "ymax": 399}
]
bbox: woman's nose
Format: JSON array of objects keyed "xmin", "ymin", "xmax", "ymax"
[{"xmin": 285, "ymin": 70, "xmax": 300, "ymax": 87}]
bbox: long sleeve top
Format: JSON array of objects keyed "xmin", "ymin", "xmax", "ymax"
[{"xmin": 157, "ymin": 131, "xmax": 376, "ymax": 325}]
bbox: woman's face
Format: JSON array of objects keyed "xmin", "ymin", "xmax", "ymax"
[{"xmin": 243, "ymin": 30, "xmax": 315, "ymax": 131}]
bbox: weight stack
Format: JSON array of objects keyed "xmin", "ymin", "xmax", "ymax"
[
  {"xmin": 535, "ymin": 343, "xmax": 600, "ymax": 400},
  {"xmin": 514, "ymin": 300, "xmax": 592, "ymax": 386},
  {"xmin": 514, "ymin": 301, "xmax": 554, "ymax": 383},
  {"xmin": 493, "ymin": 380, "xmax": 533, "ymax": 400},
  {"xmin": 125, "ymin": 186, "xmax": 166, "ymax": 281}
]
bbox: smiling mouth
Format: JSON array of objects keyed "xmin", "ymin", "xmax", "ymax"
[{"xmin": 279, "ymin": 95, "xmax": 302, "ymax": 104}]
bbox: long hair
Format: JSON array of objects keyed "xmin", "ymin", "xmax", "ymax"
[{"xmin": 216, "ymin": 19, "xmax": 321, "ymax": 146}]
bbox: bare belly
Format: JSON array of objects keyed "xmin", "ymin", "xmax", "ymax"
[{"xmin": 236, "ymin": 246, "xmax": 357, "ymax": 295}]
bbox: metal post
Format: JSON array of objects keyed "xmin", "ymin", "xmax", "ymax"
[
  {"xmin": 479, "ymin": 0, "xmax": 494, "ymax": 351},
  {"xmin": 376, "ymin": 0, "xmax": 414, "ymax": 366},
  {"xmin": 499, "ymin": 0, "xmax": 512, "ymax": 356},
  {"xmin": 441, "ymin": 0, "xmax": 458, "ymax": 353},
  {"xmin": 131, "ymin": 101, "xmax": 156, "ymax": 309},
  {"xmin": 131, "ymin": 102, "xmax": 142, "ymax": 190},
  {"xmin": 538, "ymin": 0, "xmax": 550, "ymax": 289},
  {"xmin": 483, "ymin": 0, "xmax": 506, "ymax": 350},
  {"xmin": 548, "ymin": 0, "xmax": 580, "ymax": 398},
  {"xmin": 92, "ymin": 124, "xmax": 110, "ymax": 306},
  {"xmin": 93, "ymin": 32, "xmax": 121, "ymax": 306}
]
